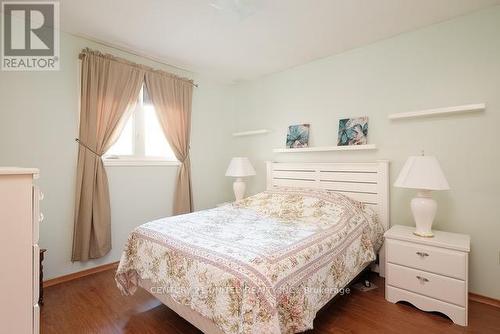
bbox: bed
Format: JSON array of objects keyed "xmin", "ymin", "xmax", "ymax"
[{"xmin": 116, "ymin": 161, "xmax": 390, "ymax": 334}]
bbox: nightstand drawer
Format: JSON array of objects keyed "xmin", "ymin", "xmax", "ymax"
[
  {"xmin": 386, "ymin": 263, "xmax": 466, "ymax": 306},
  {"xmin": 386, "ymin": 239, "xmax": 466, "ymax": 279}
]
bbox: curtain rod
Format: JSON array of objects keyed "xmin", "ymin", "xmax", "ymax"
[
  {"xmin": 79, "ymin": 48, "xmax": 199, "ymax": 88},
  {"xmin": 74, "ymin": 33, "xmax": 193, "ymax": 76}
]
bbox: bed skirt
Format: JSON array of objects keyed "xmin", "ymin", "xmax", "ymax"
[
  {"xmin": 138, "ymin": 263, "xmax": 372, "ymax": 334},
  {"xmin": 139, "ymin": 278, "xmax": 224, "ymax": 334}
]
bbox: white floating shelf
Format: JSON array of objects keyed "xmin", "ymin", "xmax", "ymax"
[
  {"xmin": 273, "ymin": 144, "xmax": 377, "ymax": 153},
  {"xmin": 388, "ymin": 103, "xmax": 485, "ymax": 120},
  {"xmin": 232, "ymin": 129, "xmax": 270, "ymax": 137}
]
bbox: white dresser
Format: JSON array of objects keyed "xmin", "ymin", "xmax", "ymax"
[
  {"xmin": 0, "ymin": 168, "xmax": 42, "ymax": 334},
  {"xmin": 384, "ymin": 225, "xmax": 470, "ymax": 326}
]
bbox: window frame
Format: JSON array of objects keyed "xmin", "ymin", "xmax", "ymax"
[{"xmin": 103, "ymin": 86, "xmax": 179, "ymax": 167}]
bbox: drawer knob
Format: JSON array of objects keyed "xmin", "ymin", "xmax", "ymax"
[
  {"xmin": 416, "ymin": 251, "xmax": 429, "ymax": 258},
  {"xmin": 416, "ymin": 275, "xmax": 429, "ymax": 283},
  {"xmin": 39, "ymin": 191, "xmax": 44, "ymax": 201},
  {"xmin": 39, "ymin": 213, "xmax": 44, "ymax": 223}
]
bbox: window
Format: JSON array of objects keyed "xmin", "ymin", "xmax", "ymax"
[{"xmin": 104, "ymin": 86, "xmax": 178, "ymax": 165}]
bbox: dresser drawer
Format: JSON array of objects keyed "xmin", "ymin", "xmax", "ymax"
[
  {"xmin": 386, "ymin": 239, "xmax": 466, "ymax": 279},
  {"xmin": 32, "ymin": 186, "xmax": 42, "ymax": 244},
  {"xmin": 33, "ymin": 244, "xmax": 40, "ymax": 304},
  {"xmin": 386, "ymin": 263, "xmax": 466, "ymax": 306},
  {"xmin": 33, "ymin": 304, "xmax": 40, "ymax": 334}
]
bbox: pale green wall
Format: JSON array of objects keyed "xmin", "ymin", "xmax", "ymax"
[
  {"xmin": 0, "ymin": 28, "xmax": 236, "ymax": 279},
  {"xmin": 231, "ymin": 7, "xmax": 500, "ymax": 298}
]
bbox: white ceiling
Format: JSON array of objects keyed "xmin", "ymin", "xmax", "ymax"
[{"xmin": 59, "ymin": 0, "xmax": 500, "ymax": 82}]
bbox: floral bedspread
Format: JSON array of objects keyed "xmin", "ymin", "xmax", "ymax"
[{"xmin": 115, "ymin": 187, "xmax": 385, "ymax": 334}]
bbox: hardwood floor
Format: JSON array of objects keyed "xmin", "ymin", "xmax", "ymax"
[{"xmin": 41, "ymin": 269, "xmax": 500, "ymax": 334}]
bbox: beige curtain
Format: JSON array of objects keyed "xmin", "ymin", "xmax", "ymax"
[
  {"xmin": 72, "ymin": 50, "xmax": 145, "ymax": 261},
  {"xmin": 145, "ymin": 71, "xmax": 194, "ymax": 215}
]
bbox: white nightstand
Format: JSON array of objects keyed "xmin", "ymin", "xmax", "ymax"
[{"xmin": 384, "ymin": 225, "xmax": 470, "ymax": 326}]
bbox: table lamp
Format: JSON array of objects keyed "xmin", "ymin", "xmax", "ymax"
[
  {"xmin": 225, "ymin": 157, "xmax": 256, "ymax": 201},
  {"xmin": 394, "ymin": 154, "xmax": 450, "ymax": 237}
]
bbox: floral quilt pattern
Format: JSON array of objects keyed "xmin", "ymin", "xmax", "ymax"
[{"xmin": 116, "ymin": 187, "xmax": 384, "ymax": 334}]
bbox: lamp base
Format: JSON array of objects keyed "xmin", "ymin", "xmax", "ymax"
[
  {"xmin": 233, "ymin": 178, "xmax": 246, "ymax": 201},
  {"xmin": 413, "ymin": 231, "xmax": 434, "ymax": 238},
  {"xmin": 411, "ymin": 190, "xmax": 437, "ymax": 238}
]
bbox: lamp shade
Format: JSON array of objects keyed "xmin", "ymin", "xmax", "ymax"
[
  {"xmin": 394, "ymin": 155, "xmax": 450, "ymax": 191},
  {"xmin": 225, "ymin": 157, "xmax": 256, "ymax": 177}
]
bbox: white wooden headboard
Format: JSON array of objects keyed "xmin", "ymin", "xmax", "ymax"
[{"xmin": 266, "ymin": 160, "xmax": 390, "ymax": 231}]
